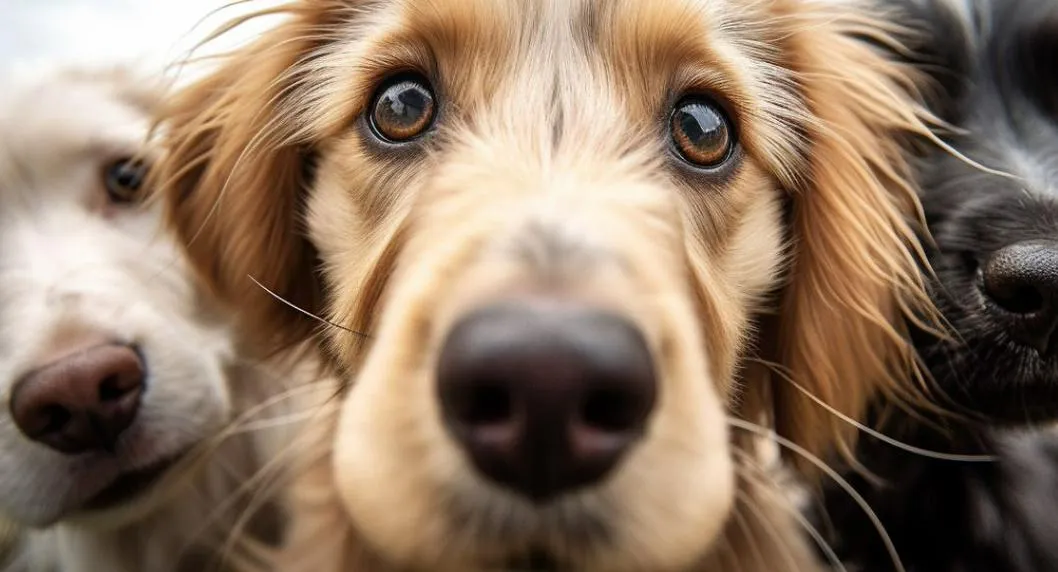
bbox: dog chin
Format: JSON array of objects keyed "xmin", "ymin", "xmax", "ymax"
[
  {"xmin": 442, "ymin": 483, "xmax": 616, "ymax": 568},
  {"xmin": 65, "ymin": 450, "xmax": 195, "ymax": 525},
  {"xmin": 20, "ymin": 443, "xmax": 196, "ymax": 529}
]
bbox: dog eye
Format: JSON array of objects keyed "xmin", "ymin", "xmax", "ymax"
[
  {"xmin": 670, "ymin": 96, "xmax": 735, "ymax": 168},
  {"xmin": 104, "ymin": 158, "xmax": 148, "ymax": 204},
  {"xmin": 369, "ymin": 75, "xmax": 437, "ymax": 143}
]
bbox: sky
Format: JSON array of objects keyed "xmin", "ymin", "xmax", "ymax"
[{"xmin": 0, "ymin": 0, "xmax": 284, "ymax": 80}]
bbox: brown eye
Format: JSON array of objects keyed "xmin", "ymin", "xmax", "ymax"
[
  {"xmin": 104, "ymin": 158, "xmax": 148, "ymax": 204},
  {"xmin": 369, "ymin": 75, "xmax": 436, "ymax": 143},
  {"xmin": 670, "ymin": 96, "xmax": 734, "ymax": 168}
]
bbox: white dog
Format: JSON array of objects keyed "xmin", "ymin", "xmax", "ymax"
[{"xmin": 0, "ymin": 68, "xmax": 324, "ymax": 572}]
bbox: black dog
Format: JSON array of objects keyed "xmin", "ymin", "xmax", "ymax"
[{"xmin": 817, "ymin": 1, "xmax": 1058, "ymax": 570}]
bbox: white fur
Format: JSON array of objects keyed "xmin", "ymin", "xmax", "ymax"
[{"xmin": 0, "ymin": 68, "xmax": 323, "ymax": 572}]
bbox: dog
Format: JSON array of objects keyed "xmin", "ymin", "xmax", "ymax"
[
  {"xmin": 0, "ymin": 519, "xmax": 14, "ymax": 566},
  {"xmin": 0, "ymin": 67, "xmax": 323, "ymax": 572},
  {"xmin": 153, "ymin": 0, "xmax": 944, "ymax": 570},
  {"xmin": 816, "ymin": 0, "xmax": 1058, "ymax": 570}
]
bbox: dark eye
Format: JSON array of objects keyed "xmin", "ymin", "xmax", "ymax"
[
  {"xmin": 670, "ymin": 96, "xmax": 735, "ymax": 168},
  {"xmin": 369, "ymin": 75, "xmax": 437, "ymax": 143},
  {"xmin": 104, "ymin": 158, "xmax": 148, "ymax": 204}
]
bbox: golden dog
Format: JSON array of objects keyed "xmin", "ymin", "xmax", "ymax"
[{"xmin": 156, "ymin": 0, "xmax": 936, "ymax": 569}]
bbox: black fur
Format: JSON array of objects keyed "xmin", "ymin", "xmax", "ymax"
[{"xmin": 816, "ymin": 1, "xmax": 1058, "ymax": 570}]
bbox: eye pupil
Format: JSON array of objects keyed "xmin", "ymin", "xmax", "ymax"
[
  {"xmin": 371, "ymin": 77, "xmax": 436, "ymax": 142},
  {"xmin": 104, "ymin": 158, "xmax": 147, "ymax": 204},
  {"xmin": 671, "ymin": 97, "xmax": 734, "ymax": 168}
]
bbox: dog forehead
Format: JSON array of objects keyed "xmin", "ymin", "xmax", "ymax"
[
  {"xmin": 289, "ymin": 0, "xmax": 805, "ymax": 185},
  {"xmin": 940, "ymin": 2, "xmax": 1058, "ymax": 200},
  {"xmin": 381, "ymin": 0, "xmax": 733, "ymax": 62},
  {"xmin": 0, "ymin": 77, "xmax": 149, "ymax": 197},
  {"xmin": 310, "ymin": 0, "xmax": 789, "ymax": 134}
]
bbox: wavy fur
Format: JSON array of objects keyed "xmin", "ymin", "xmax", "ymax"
[
  {"xmin": 154, "ymin": 0, "xmax": 939, "ymax": 569},
  {"xmin": 0, "ymin": 67, "xmax": 326, "ymax": 572}
]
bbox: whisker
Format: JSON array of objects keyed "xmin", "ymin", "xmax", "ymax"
[
  {"xmin": 169, "ymin": 383, "xmax": 337, "ymax": 564},
  {"xmin": 732, "ymin": 489, "xmax": 801, "ymax": 572},
  {"xmin": 726, "ymin": 417, "xmax": 906, "ymax": 572},
  {"xmin": 224, "ymin": 407, "xmax": 330, "ymax": 435},
  {"xmin": 728, "ymin": 497, "xmax": 769, "ymax": 572},
  {"xmin": 216, "ymin": 394, "xmax": 340, "ymax": 556},
  {"xmin": 751, "ymin": 357, "xmax": 998, "ymax": 462},
  {"xmin": 733, "ymin": 449, "xmax": 847, "ymax": 572},
  {"xmin": 248, "ymin": 274, "xmax": 369, "ymax": 338}
]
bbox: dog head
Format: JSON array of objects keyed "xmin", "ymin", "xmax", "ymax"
[
  {"xmin": 157, "ymin": 0, "xmax": 934, "ymax": 568},
  {"xmin": 0, "ymin": 68, "xmax": 238, "ymax": 528},
  {"xmin": 895, "ymin": 0, "xmax": 1058, "ymax": 422}
]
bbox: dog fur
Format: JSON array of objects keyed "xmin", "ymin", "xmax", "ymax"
[
  {"xmin": 0, "ymin": 67, "xmax": 322, "ymax": 572},
  {"xmin": 816, "ymin": 0, "xmax": 1058, "ymax": 570},
  {"xmin": 153, "ymin": 0, "xmax": 941, "ymax": 570}
]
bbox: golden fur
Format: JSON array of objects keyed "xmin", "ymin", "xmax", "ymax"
[{"xmin": 155, "ymin": 0, "xmax": 937, "ymax": 569}]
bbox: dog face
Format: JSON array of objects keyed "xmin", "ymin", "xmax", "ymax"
[
  {"xmin": 0, "ymin": 70, "xmax": 236, "ymax": 527},
  {"xmin": 897, "ymin": 0, "xmax": 1058, "ymax": 421},
  {"xmin": 159, "ymin": 0, "xmax": 935, "ymax": 568}
]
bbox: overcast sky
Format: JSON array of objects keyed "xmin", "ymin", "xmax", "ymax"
[{"xmin": 0, "ymin": 0, "xmax": 284, "ymax": 80}]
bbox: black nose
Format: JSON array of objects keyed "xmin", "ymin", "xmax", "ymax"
[
  {"xmin": 436, "ymin": 300, "xmax": 657, "ymax": 503},
  {"xmin": 9, "ymin": 344, "xmax": 145, "ymax": 455},
  {"xmin": 981, "ymin": 241, "xmax": 1058, "ymax": 354}
]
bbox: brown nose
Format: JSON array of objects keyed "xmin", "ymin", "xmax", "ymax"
[
  {"xmin": 981, "ymin": 241, "xmax": 1058, "ymax": 355},
  {"xmin": 437, "ymin": 300, "xmax": 657, "ymax": 503},
  {"xmin": 9, "ymin": 344, "xmax": 145, "ymax": 455}
]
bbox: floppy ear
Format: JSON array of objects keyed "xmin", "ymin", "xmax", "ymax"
[
  {"xmin": 760, "ymin": 2, "xmax": 938, "ymax": 468},
  {"xmin": 153, "ymin": 9, "xmax": 330, "ymax": 354}
]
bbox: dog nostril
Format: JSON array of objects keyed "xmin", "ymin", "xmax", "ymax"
[
  {"xmin": 981, "ymin": 242, "xmax": 1058, "ymax": 316},
  {"xmin": 580, "ymin": 387, "xmax": 644, "ymax": 433},
  {"xmin": 981, "ymin": 241, "xmax": 1058, "ymax": 354},
  {"xmin": 437, "ymin": 299, "xmax": 657, "ymax": 502},
  {"xmin": 450, "ymin": 382, "xmax": 512, "ymax": 426},
  {"xmin": 985, "ymin": 280, "xmax": 1046, "ymax": 315},
  {"xmin": 40, "ymin": 405, "xmax": 72, "ymax": 435},
  {"xmin": 98, "ymin": 376, "xmax": 125, "ymax": 402},
  {"xmin": 9, "ymin": 344, "xmax": 145, "ymax": 455}
]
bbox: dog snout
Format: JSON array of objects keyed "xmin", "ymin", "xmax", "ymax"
[
  {"xmin": 9, "ymin": 344, "xmax": 145, "ymax": 455},
  {"xmin": 436, "ymin": 299, "xmax": 657, "ymax": 502},
  {"xmin": 981, "ymin": 241, "xmax": 1058, "ymax": 354}
]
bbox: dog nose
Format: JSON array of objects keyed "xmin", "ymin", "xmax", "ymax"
[
  {"xmin": 437, "ymin": 300, "xmax": 657, "ymax": 502},
  {"xmin": 981, "ymin": 241, "xmax": 1058, "ymax": 354},
  {"xmin": 9, "ymin": 344, "xmax": 145, "ymax": 455}
]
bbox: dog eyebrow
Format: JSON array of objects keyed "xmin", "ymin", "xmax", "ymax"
[
  {"xmin": 570, "ymin": 0, "xmax": 810, "ymax": 188},
  {"xmin": 306, "ymin": 0, "xmax": 809, "ymax": 192}
]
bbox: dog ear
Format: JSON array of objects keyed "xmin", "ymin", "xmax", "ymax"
[
  {"xmin": 757, "ymin": 3, "xmax": 938, "ymax": 469},
  {"xmin": 153, "ymin": 10, "xmax": 330, "ymax": 355}
]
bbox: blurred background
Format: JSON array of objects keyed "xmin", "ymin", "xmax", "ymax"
[{"xmin": 1, "ymin": 0, "xmax": 284, "ymax": 80}]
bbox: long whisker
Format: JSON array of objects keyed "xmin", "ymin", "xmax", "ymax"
[
  {"xmin": 170, "ymin": 382, "xmax": 337, "ymax": 562},
  {"xmin": 733, "ymin": 449, "xmax": 847, "ymax": 572},
  {"xmin": 249, "ymin": 275, "xmax": 369, "ymax": 338},
  {"xmin": 752, "ymin": 357, "xmax": 998, "ymax": 462},
  {"xmin": 732, "ymin": 489, "xmax": 801, "ymax": 572},
  {"xmin": 217, "ymin": 402, "xmax": 340, "ymax": 569},
  {"xmin": 712, "ymin": 530, "xmax": 747, "ymax": 572},
  {"xmin": 728, "ymin": 500, "xmax": 766, "ymax": 572},
  {"xmin": 726, "ymin": 417, "xmax": 907, "ymax": 572}
]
